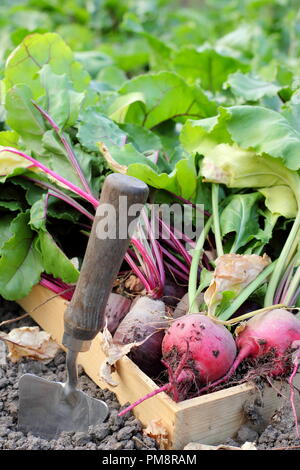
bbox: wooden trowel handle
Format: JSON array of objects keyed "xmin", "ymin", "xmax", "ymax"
[{"xmin": 63, "ymin": 173, "xmax": 148, "ymax": 351}]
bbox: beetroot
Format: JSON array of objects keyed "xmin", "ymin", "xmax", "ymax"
[
  {"xmin": 113, "ymin": 296, "xmax": 167, "ymax": 377},
  {"xmin": 235, "ymin": 309, "xmax": 300, "ymax": 376},
  {"xmin": 105, "ymin": 293, "xmax": 132, "ymax": 335},
  {"xmin": 162, "ymin": 314, "xmax": 237, "ymax": 390},
  {"xmin": 197, "ymin": 309, "xmax": 300, "ymax": 435},
  {"xmin": 118, "ymin": 313, "xmax": 237, "ymax": 416},
  {"xmin": 199, "ymin": 309, "xmax": 300, "ymax": 392}
]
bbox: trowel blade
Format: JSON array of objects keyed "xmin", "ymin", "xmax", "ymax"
[{"xmin": 18, "ymin": 374, "xmax": 109, "ymax": 440}]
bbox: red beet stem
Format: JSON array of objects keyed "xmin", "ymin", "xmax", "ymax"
[
  {"xmin": 198, "ymin": 343, "xmax": 253, "ymax": 395},
  {"xmin": 118, "ymin": 383, "xmax": 171, "ymax": 417}
]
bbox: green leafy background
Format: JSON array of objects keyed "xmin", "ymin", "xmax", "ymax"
[{"xmin": 0, "ymin": 0, "xmax": 300, "ymax": 299}]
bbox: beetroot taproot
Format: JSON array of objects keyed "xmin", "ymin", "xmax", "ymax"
[
  {"xmin": 197, "ymin": 309, "xmax": 300, "ymax": 435},
  {"xmin": 118, "ymin": 313, "xmax": 237, "ymax": 416},
  {"xmin": 235, "ymin": 308, "xmax": 300, "ymax": 376},
  {"xmin": 113, "ymin": 296, "xmax": 167, "ymax": 377},
  {"xmin": 162, "ymin": 313, "xmax": 237, "ymax": 388}
]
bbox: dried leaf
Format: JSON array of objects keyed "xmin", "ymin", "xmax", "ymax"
[
  {"xmin": 99, "ymin": 324, "xmax": 147, "ymax": 386},
  {"xmin": 204, "ymin": 253, "xmax": 271, "ymax": 312},
  {"xmin": 0, "ymin": 326, "xmax": 60, "ymax": 362},
  {"xmin": 124, "ymin": 274, "xmax": 144, "ymax": 293},
  {"xmin": 143, "ymin": 419, "xmax": 169, "ymax": 450}
]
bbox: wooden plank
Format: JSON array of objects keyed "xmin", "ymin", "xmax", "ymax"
[
  {"xmin": 172, "ymin": 377, "xmax": 300, "ymax": 448},
  {"xmin": 18, "ymin": 285, "xmax": 300, "ymax": 449}
]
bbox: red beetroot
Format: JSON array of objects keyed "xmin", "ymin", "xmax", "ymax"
[
  {"xmin": 235, "ymin": 309, "xmax": 300, "ymax": 376},
  {"xmin": 118, "ymin": 313, "xmax": 237, "ymax": 416},
  {"xmin": 198, "ymin": 309, "xmax": 300, "ymax": 435},
  {"xmin": 199, "ymin": 309, "xmax": 300, "ymax": 392},
  {"xmin": 162, "ymin": 313, "xmax": 237, "ymax": 388}
]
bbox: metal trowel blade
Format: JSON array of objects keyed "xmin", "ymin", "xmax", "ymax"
[{"xmin": 18, "ymin": 374, "xmax": 109, "ymax": 440}]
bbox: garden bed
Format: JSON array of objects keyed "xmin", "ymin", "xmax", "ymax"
[{"xmin": 17, "ymin": 285, "xmax": 300, "ymax": 450}]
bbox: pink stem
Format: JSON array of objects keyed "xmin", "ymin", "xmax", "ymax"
[
  {"xmin": 159, "ymin": 244, "xmax": 190, "ymax": 274},
  {"xmin": 158, "ymin": 217, "xmax": 192, "ymax": 266},
  {"xmin": 39, "ymin": 277, "xmax": 74, "ymax": 301},
  {"xmin": 198, "ymin": 344, "xmax": 253, "ymax": 395},
  {"xmin": 25, "ymin": 174, "xmax": 95, "ymax": 219},
  {"xmin": 125, "ymin": 250, "xmax": 162, "ymax": 298},
  {"xmin": 131, "ymin": 237, "xmax": 161, "ymax": 288},
  {"xmin": 148, "ymin": 207, "xmax": 165, "ymax": 286},
  {"xmin": 289, "ymin": 353, "xmax": 300, "ymax": 438},
  {"xmin": 48, "ymin": 190, "xmax": 94, "ymax": 221},
  {"xmin": 118, "ymin": 383, "xmax": 171, "ymax": 417},
  {"xmin": 32, "ymin": 101, "xmax": 93, "ymax": 196},
  {"xmin": 0, "ymin": 147, "xmax": 99, "ymax": 207},
  {"xmin": 172, "ymin": 225, "xmax": 196, "ymax": 248},
  {"xmin": 164, "ymin": 262, "xmax": 189, "ymax": 282}
]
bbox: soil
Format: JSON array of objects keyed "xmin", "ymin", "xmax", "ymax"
[{"xmin": 0, "ymin": 298, "xmax": 299, "ymax": 451}]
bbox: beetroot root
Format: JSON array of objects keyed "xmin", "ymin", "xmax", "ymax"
[
  {"xmin": 118, "ymin": 313, "xmax": 237, "ymax": 416},
  {"xmin": 162, "ymin": 313, "xmax": 237, "ymax": 388},
  {"xmin": 199, "ymin": 309, "xmax": 300, "ymax": 391},
  {"xmin": 198, "ymin": 309, "xmax": 300, "ymax": 436}
]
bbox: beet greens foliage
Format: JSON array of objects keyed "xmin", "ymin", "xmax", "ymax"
[{"xmin": 0, "ymin": 0, "xmax": 299, "ymax": 309}]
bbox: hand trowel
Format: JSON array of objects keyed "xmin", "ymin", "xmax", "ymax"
[{"xmin": 17, "ymin": 173, "xmax": 148, "ymax": 439}]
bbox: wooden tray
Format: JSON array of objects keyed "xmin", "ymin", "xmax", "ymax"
[{"xmin": 18, "ymin": 285, "xmax": 300, "ymax": 449}]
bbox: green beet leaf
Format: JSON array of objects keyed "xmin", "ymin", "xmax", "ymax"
[
  {"xmin": 4, "ymin": 32, "xmax": 90, "ymax": 98},
  {"xmin": 99, "ymin": 142, "xmax": 157, "ymax": 174},
  {"xmin": 77, "ymin": 108, "xmax": 127, "ymax": 152},
  {"xmin": 39, "ymin": 64, "xmax": 85, "ymax": 129},
  {"xmin": 29, "ymin": 195, "xmax": 47, "ymax": 230},
  {"xmin": 5, "ymin": 84, "xmax": 46, "ymax": 154},
  {"xmin": 242, "ymin": 210, "xmax": 278, "ymax": 255},
  {"xmin": 220, "ymin": 192, "xmax": 261, "ymax": 253},
  {"xmin": 258, "ymin": 186, "xmax": 297, "ymax": 219},
  {"xmin": 99, "ymin": 139, "xmax": 198, "ymax": 200},
  {"xmin": 109, "ymin": 71, "xmax": 217, "ymax": 129},
  {"xmin": 199, "ymin": 143, "xmax": 300, "ymax": 210},
  {"xmin": 171, "ymin": 47, "xmax": 249, "ymax": 91},
  {"xmin": 119, "ymin": 123, "xmax": 162, "ymax": 154},
  {"xmin": 0, "ymin": 214, "xmax": 14, "ymax": 251},
  {"xmin": 0, "ymin": 146, "xmax": 40, "ymax": 181},
  {"xmin": 35, "ymin": 230, "xmax": 79, "ymax": 284},
  {"xmin": 128, "ymin": 157, "xmax": 198, "ymax": 201},
  {"xmin": 41, "ymin": 130, "xmax": 87, "ymax": 189},
  {"xmin": 0, "ymin": 211, "xmax": 43, "ymax": 300},
  {"xmin": 181, "ymin": 105, "xmax": 300, "ymax": 171},
  {"xmin": 225, "ymin": 72, "xmax": 281, "ymax": 102},
  {"xmin": 0, "ymin": 131, "xmax": 20, "ymax": 147}
]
